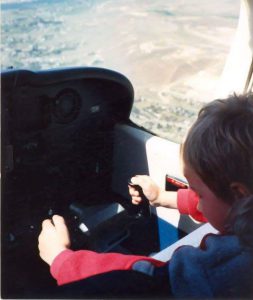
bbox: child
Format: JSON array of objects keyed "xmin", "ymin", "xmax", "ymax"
[{"xmin": 38, "ymin": 94, "xmax": 253, "ymax": 298}]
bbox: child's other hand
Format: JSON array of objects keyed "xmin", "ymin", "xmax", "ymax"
[
  {"xmin": 128, "ymin": 175, "xmax": 161, "ymax": 207},
  {"xmin": 38, "ymin": 215, "xmax": 71, "ymax": 266}
]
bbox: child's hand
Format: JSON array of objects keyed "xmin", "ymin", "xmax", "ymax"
[
  {"xmin": 128, "ymin": 175, "xmax": 162, "ymax": 207},
  {"xmin": 38, "ymin": 215, "xmax": 71, "ymax": 266}
]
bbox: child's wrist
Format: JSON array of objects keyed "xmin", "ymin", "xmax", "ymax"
[
  {"xmin": 155, "ymin": 190, "xmax": 176, "ymax": 207},
  {"xmin": 47, "ymin": 246, "xmax": 69, "ymax": 266},
  {"xmin": 152, "ymin": 188, "xmax": 164, "ymax": 206}
]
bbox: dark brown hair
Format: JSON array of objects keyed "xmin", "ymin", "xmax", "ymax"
[{"xmin": 182, "ymin": 94, "xmax": 253, "ymax": 246}]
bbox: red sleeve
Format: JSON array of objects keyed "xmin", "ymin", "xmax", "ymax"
[
  {"xmin": 177, "ymin": 189, "xmax": 207, "ymax": 223},
  {"xmin": 50, "ymin": 249, "xmax": 165, "ymax": 286}
]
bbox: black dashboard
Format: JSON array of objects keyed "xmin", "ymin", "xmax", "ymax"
[
  {"xmin": 2, "ymin": 67, "xmax": 134, "ymax": 213},
  {"xmin": 1, "ymin": 67, "xmax": 160, "ymax": 298}
]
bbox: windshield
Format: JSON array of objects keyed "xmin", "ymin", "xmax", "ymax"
[{"xmin": 1, "ymin": 0, "xmax": 240, "ymax": 143}]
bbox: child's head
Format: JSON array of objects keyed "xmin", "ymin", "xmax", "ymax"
[{"xmin": 182, "ymin": 94, "xmax": 253, "ymax": 242}]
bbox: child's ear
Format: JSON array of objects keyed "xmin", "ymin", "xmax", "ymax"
[{"xmin": 230, "ymin": 182, "xmax": 250, "ymax": 199}]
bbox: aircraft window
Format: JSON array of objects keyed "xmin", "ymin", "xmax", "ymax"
[{"xmin": 1, "ymin": 0, "xmax": 240, "ymax": 143}]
